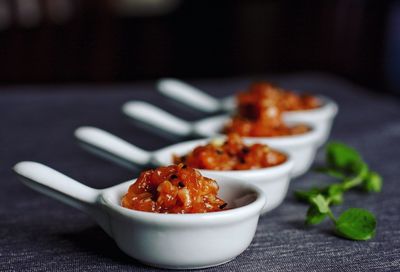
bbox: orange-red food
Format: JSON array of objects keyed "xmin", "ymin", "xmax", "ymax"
[
  {"xmin": 224, "ymin": 82, "xmax": 315, "ymax": 137},
  {"xmin": 237, "ymin": 82, "xmax": 320, "ymax": 115},
  {"xmin": 121, "ymin": 164, "xmax": 227, "ymax": 213},
  {"xmin": 224, "ymin": 116, "xmax": 310, "ymax": 137},
  {"xmin": 174, "ymin": 133, "xmax": 287, "ymax": 170}
]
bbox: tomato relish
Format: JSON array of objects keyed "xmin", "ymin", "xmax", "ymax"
[
  {"xmin": 237, "ymin": 82, "xmax": 320, "ymax": 115},
  {"xmin": 224, "ymin": 116, "xmax": 310, "ymax": 137},
  {"xmin": 121, "ymin": 164, "xmax": 227, "ymax": 213},
  {"xmin": 174, "ymin": 133, "xmax": 286, "ymax": 170},
  {"xmin": 224, "ymin": 82, "xmax": 316, "ymax": 137}
]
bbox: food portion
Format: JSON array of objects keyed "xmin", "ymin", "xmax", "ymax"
[
  {"xmin": 224, "ymin": 115, "xmax": 310, "ymax": 137},
  {"xmin": 224, "ymin": 82, "xmax": 315, "ymax": 137},
  {"xmin": 121, "ymin": 164, "xmax": 227, "ymax": 213},
  {"xmin": 237, "ymin": 82, "xmax": 320, "ymax": 114},
  {"xmin": 174, "ymin": 133, "xmax": 286, "ymax": 170}
]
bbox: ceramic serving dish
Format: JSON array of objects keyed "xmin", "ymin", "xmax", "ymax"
[
  {"xmin": 122, "ymin": 101, "xmax": 323, "ymax": 177},
  {"xmin": 75, "ymin": 126, "xmax": 294, "ymax": 213},
  {"xmin": 14, "ymin": 161, "xmax": 266, "ymax": 270},
  {"xmin": 157, "ymin": 78, "xmax": 338, "ymax": 145}
]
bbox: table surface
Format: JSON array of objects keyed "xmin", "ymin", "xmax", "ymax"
[{"xmin": 1, "ymin": 73, "xmax": 399, "ymax": 272}]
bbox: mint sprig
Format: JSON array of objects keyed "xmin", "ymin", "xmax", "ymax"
[{"xmin": 296, "ymin": 142, "xmax": 382, "ymax": 241}]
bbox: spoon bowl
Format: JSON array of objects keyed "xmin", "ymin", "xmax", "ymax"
[
  {"xmin": 75, "ymin": 127, "xmax": 294, "ymax": 213},
  {"xmin": 13, "ymin": 161, "xmax": 266, "ymax": 270},
  {"xmin": 193, "ymin": 114, "xmax": 323, "ymax": 177},
  {"xmin": 122, "ymin": 102, "xmax": 323, "ymax": 177},
  {"xmin": 157, "ymin": 78, "xmax": 338, "ymax": 145}
]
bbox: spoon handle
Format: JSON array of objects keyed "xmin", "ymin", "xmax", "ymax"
[
  {"xmin": 122, "ymin": 101, "xmax": 193, "ymax": 137},
  {"xmin": 74, "ymin": 126, "xmax": 152, "ymax": 168},
  {"xmin": 157, "ymin": 78, "xmax": 221, "ymax": 113},
  {"xmin": 13, "ymin": 161, "xmax": 99, "ymax": 211}
]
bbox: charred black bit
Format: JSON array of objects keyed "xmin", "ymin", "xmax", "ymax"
[
  {"xmin": 219, "ymin": 203, "xmax": 228, "ymax": 209},
  {"xmin": 241, "ymin": 104, "xmax": 259, "ymax": 120},
  {"xmin": 216, "ymin": 149, "xmax": 224, "ymax": 155},
  {"xmin": 170, "ymin": 174, "xmax": 178, "ymax": 180},
  {"xmin": 180, "ymin": 155, "xmax": 187, "ymax": 162},
  {"xmin": 239, "ymin": 157, "xmax": 246, "ymax": 164},
  {"xmin": 241, "ymin": 147, "xmax": 250, "ymax": 154},
  {"xmin": 178, "ymin": 181, "xmax": 185, "ymax": 188},
  {"xmin": 181, "ymin": 164, "xmax": 187, "ymax": 169}
]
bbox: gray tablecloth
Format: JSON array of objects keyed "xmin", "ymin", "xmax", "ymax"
[{"xmin": 1, "ymin": 73, "xmax": 399, "ymax": 271}]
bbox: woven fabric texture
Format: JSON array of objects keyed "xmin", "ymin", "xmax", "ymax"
[{"xmin": 1, "ymin": 73, "xmax": 399, "ymax": 271}]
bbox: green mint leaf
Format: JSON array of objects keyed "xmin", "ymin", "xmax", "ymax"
[
  {"xmin": 335, "ymin": 208, "xmax": 376, "ymax": 241},
  {"xmin": 327, "ymin": 184, "xmax": 344, "ymax": 205},
  {"xmin": 295, "ymin": 188, "xmax": 321, "ymax": 202},
  {"xmin": 326, "ymin": 142, "xmax": 362, "ymax": 171},
  {"xmin": 306, "ymin": 206, "xmax": 327, "ymax": 225},
  {"xmin": 363, "ymin": 171, "xmax": 383, "ymax": 192},
  {"xmin": 310, "ymin": 194, "xmax": 330, "ymax": 214}
]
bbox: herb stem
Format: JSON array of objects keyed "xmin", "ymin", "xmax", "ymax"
[
  {"xmin": 342, "ymin": 164, "xmax": 368, "ymax": 190},
  {"xmin": 327, "ymin": 210, "xmax": 336, "ymax": 224}
]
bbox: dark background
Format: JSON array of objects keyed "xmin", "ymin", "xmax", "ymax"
[{"xmin": 0, "ymin": 0, "xmax": 399, "ymax": 94}]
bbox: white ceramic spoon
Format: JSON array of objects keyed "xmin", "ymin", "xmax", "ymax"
[
  {"xmin": 157, "ymin": 78, "xmax": 338, "ymax": 144},
  {"xmin": 75, "ymin": 126, "xmax": 294, "ymax": 213},
  {"xmin": 157, "ymin": 78, "xmax": 235, "ymax": 113},
  {"xmin": 14, "ymin": 161, "xmax": 266, "ymax": 270},
  {"xmin": 122, "ymin": 101, "xmax": 323, "ymax": 177}
]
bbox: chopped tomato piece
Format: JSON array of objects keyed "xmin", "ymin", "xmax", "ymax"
[
  {"xmin": 174, "ymin": 133, "xmax": 286, "ymax": 170},
  {"xmin": 121, "ymin": 164, "xmax": 227, "ymax": 213},
  {"xmin": 224, "ymin": 82, "xmax": 318, "ymax": 137}
]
